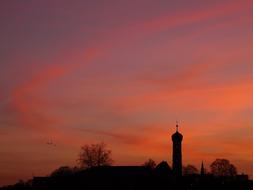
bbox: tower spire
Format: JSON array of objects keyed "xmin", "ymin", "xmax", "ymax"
[
  {"xmin": 201, "ymin": 161, "xmax": 205, "ymax": 176},
  {"xmin": 172, "ymin": 121, "xmax": 183, "ymax": 177}
]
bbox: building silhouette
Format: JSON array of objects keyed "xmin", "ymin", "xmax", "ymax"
[
  {"xmin": 2, "ymin": 122, "xmax": 253, "ymax": 190},
  {"xmin": 171, "ymin": 122, "xmax": 183, "ymax": 177}
]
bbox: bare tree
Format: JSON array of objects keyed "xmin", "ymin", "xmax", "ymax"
[
  {"xmin": 210, "ymin": 158, "xmax": 237, "ymax": 177},
  {"xmin": 183, "ymin": 164, "xmax": 199, "ymax": 175},
  {"xmin": 143, "ymin": 159, "xmax": 156, "ymax": 169},
  {"xmin": 78, "ymin": 142, "xmax": 113, "ymax": 168}
]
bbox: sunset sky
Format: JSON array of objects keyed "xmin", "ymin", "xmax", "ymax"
[{"xmin": 1, "ymin": 0, "xmax": 253, "ymax": 186}]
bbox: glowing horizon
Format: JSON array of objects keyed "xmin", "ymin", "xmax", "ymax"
[{"xmin": 1, "ymin": 0, "xmax": 253, "ymax": 186}]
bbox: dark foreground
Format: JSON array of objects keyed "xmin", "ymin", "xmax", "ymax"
[{"xmin": 1, "ymin": 166, "xmax": 252, "ymax": 190}]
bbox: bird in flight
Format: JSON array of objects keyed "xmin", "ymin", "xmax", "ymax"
[{"xmin": 46, "ymin": 140, "xmax": 56, "ymax": 146}]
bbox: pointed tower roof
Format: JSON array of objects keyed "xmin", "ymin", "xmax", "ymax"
[
  {"xmin": 201, "ymin": 161, "xmax": 205, "ymax": 175},
  {"xmin": 172, "ymin": 122, "xmax": 183, "ymax": 141}
]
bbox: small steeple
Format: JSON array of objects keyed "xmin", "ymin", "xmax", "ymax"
[
  {"xmin": 176, "ymin": 120, "xmax": 179, "ymax": 132},
  {"xmin": 201, "ymin": 161, "xmax": 205, "ymax": 176}
]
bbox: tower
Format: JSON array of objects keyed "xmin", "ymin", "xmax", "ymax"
[
  {"xmin": 201, "ymin": 161, "xmax": 205, "ymax": 176},
  {"xmin": 171, "ymin": 122, "xmax": 183, "ymax": 177}
]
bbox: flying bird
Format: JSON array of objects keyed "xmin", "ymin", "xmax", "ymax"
[{"xmin": 46, "ymin": 140, "xmax": 56, "ymax": 147}]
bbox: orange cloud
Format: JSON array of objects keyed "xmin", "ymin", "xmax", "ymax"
[
  {"xmin": 2, "ymin": 1, "xmax": 253, "ymax": 186},
  {"xmin": 106, "ymin": 0, "xmax": 253, "ymax": 44},
  {"xmin": 9, "ymin": 48, "xmax": 99, "ymax": 133}
]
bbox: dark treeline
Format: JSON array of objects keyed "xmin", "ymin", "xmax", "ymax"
[
  {"xmin": 1, "ymin": 143, "xmax": 252, "ymax": 190},
  {"xmin": 0, "ymin": 163, "xmax": 252, "ymax": 190}
]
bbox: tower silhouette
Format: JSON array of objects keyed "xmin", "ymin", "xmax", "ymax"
[
  {"xmin": 201, "ymin": 161, "xmax": 205, "ymax": 176},
  {"xmin": 171, "ymin": 122, "xmax": 183, "ymax": 177}
]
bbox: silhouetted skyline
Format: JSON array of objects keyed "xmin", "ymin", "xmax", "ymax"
[
  {"xmin": 1, "ymin": 128, "xmax": 251, "ymax": 190},
  {"xmin": 1, "ymin": 0, "xmax": 253, "ymax": 186}
]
